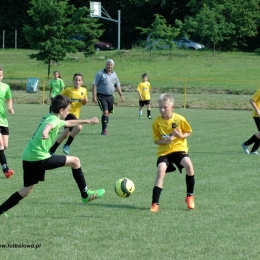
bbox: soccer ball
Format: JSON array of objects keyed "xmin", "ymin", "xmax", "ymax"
[{"xmin": 115, "ymin": 178, "xmax": 135, "ymax": 198}]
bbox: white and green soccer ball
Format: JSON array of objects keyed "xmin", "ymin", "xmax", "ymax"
[{"xmin": 115, "ymin": 178, "xmax": 135, "ymax": 198}]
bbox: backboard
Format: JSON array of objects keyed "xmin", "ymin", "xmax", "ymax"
[{"xmin": 90, "ymin": 2, "xmax": 101, "ymax": 17}]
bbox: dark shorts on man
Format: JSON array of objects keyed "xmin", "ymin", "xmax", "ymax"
[
  {"xmin": 97, "ymin": 93, "xmax": 114, "ymax": 113},
  {"xmin": 64, "ymin": 113, "xmax": 78, "ymax": 131},
  {"xmin": 0, "ymin": 126, "xmax": 9, "ymax": 135},
  {"xmin": 139, "ymin": 100, "xmax": 150, "ymax": 107},
  {"xmin": 23, "ymin": 155, "xmax": 66, "ymax": 187},
  {"xmin": 157, "ymin": 151, "xmax": 189, "ymax": 173}
]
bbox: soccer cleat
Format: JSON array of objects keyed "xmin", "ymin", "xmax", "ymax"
[
  {"xmin": 250, "ymin": 151, "xmax": 259, "ymax": 155},
  {"xmin": 0, "ymin": 212, "xmax": 8, "ymax": 219},
  {"xmin": 148, "ymin": 116, "xmax": 152, "ymax": 119},
  {"xmin": 101, "ymin": 130, "xmax": 108, "ymax": 136},
  {"xmin": 139, "ymin": 115, "xmax": 142, "ymax": 119},
  {"xmin": 150, "ymin": 203, "xmax": 159, "ymax": 212},
  {"xmin": 4, "ymin": 169, "xmax": 14, "ymax": 178},
  {"xmin": 63, "ymin": 145, "xmax": 70, "ymax": 155},
  {"xmin": 241, "ymin": 143, "xmax": 250, "ymax": 154},
  {"xmin": 82, "ymin": 189, "xmax": 105, "ymax": 203},
  {"xmin": 185, "ymin": 195, "xmax": 195, "ymax": 209}
]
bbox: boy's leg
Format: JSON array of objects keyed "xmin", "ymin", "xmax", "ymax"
[
  {"xmin": 64, "ymin": 156, "xmax": 105, "ymax": 202},
  {"xmin": 63, "ymin": 125, "xmax": 83, "ymax": 155},
  {"xmin": 150, "ymin": 162, "xmax": 167, "ymax": 212},
  {"xmin": 180, "ymin": 157, "xmax": 195, "ymax": 209},
  {"xmin": 49, "ymin": 128, "xmax": 70, "ymax": 154},
  {"xmin": 0, "ymin": 135, "xmax": 13, "ymax": 178},
  {"xmin": 0, "ymin": 186, "xmax": 33, "ymax": 215},
  {"xmin": 139, "ymin": 106, "xmax": 143, "ymax": 118},
  {"xmin": 147, "ymin": 104, "xmax": 151, "ymax": 119},
  {"xmin": 250, "ymin": 131, "xmax": 260, "ymax": 154}
]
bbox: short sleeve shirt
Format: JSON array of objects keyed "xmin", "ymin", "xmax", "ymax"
[
  {"xmin": 251, "ymin": 90, "xmax": 260, "ymax": 117},
  {"xmin": 50, "ymin": 78, "xmax": 65, "ymax": 98},
  {"xmin": 137, "ymin": 81, "xmax": 151, "ymax": 100},
  {"xmin": 60, "ymin": 87, "xmax": 87, "ymax": 118},
  {"xmin": 22, "ymin": 114, "xmax": 66, "ymax": 161},
  {"xmin": 0, "ymin": 82, "xmax": 12, "ymax": 127},
  {"xmin": 93, "ymin": 69, "xmax": 120, "ymax": 95},
  {"xmin": 152, "ymin": 113, "xmax": 192, "ymax": 157}
]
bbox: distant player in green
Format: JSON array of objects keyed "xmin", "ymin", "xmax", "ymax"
[
  {"xmin": 0, "ymin": 66, "xmax": 14, "ymax": 178},
  {"xmin": 150, "ymin": 93, "xmax": 195, "ymax": 212},
  {"xmin": 49, "ymin": 71, "xmax": 65, "ymax": 113},
  {"xmin": 242, "ymin": 89, "xmax": 260, "ymax": 155},
  {"xmin": 0, "ymin": 95, "xmax": 105, "ymax": 217},
  {"xmin": 137, "ymin": 73, "xmax": 152, "ymax": 119}
]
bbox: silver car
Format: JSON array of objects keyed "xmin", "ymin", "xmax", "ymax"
[{"xmin": 173, "ymin": 38, "xmax": 205, "ymax": 50}]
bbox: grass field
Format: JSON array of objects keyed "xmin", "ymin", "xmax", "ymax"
[{"xmin": 0, "ymin": 103, "xmax": 260, "ymax": 260}]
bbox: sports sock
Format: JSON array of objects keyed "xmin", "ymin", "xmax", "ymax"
[
  {"xmin": 186, "ymin": 175, "xmax": 195, "ymax": 195},
  {"xmin": 139, "ymin": 110, "xmax": 142, "ymax": 116},
  {"xmin": 152, "ymin": 186, "xmax": 162, "ymax": 204},
  {"xmin": 0, "ymin": 191, "xmax": 23, "ymax": 214},
  {"xmin": 244, "ymin": 135, "xmax": 258, "ymax": 146},
  {"xmin": 64, "ymin": 135, "xmax": 74, "ymax": 146},
  {"xmin": 49, "ymin": 141, "xmax": 60, "ymax": 153},
  {"xmin": 102, "ymin": 115, "xmax": 108, "ymax": 131},
  {"xmin": 147, "ymin": 110, "xmax": 151, "ymax": 117},
  {"xmin": 72, "ymin": 168, "xmax": 88, "ymax": 198},
  {"xmin": 251, "ymin": 138, "xmax": 260, "ymax": 152},
  {"xmin": 0, "ymin": 150, "xmax": 9, "ymax": 173}
]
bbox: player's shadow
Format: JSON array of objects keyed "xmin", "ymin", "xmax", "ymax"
[{"xmin": 86, "ymin": 203, "xmax": 148, "ymax": 211}]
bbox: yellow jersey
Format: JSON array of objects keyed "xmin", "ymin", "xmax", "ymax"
[
  {"xmin": 251, "ymin": 90, "xmax": 260, "ymax": 117},
  {"xmin": 60, "ymin": 87, "xmax": 87, "ymax": 118},
  {"xmin": 136, "ymin": 81, "xmax": 151, "ymax": 100},
  {"xmin": 152, "ymin": 113, "xmax": 192, "ymax": 157}
]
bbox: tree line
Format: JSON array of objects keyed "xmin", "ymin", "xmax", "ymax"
[{"xmin": 0, "ymin": 0, "xmax": 259, "ymax": 52}]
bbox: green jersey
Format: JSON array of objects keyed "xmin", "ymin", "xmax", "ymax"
[
  {"xmin": 22, "ymin": 114, "xmax": 66, "ymax": 161},
  {"xmin": 0, "ymin": 82, "xmax": 12, "ymax": 127},
  {"xmin": 50, "ymin": 78, "xmax": 65, "ymax": 98}
]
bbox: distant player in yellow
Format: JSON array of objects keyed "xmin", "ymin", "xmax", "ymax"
[
  {"xmin": 49, "ymin": 73, "xmax": 88, "ymax": 155},
  {"xmin": 242, "ymin": 89, "xmax": 260, "ymax": 155},
  {"xmin": 150, "ymin": 93, "xmax": 195, "ymax": 213},
  {"xmin": 137, "ymin": 73, "xmax": 152, "ymax": 119}
]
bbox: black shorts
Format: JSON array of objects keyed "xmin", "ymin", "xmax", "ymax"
[
  {"xmin": 0, "ymin": 126, "xmax": 9, "ymax": 135},
  {"xmin": 157, "ymin": 151, "xmax": 189, "ymax": 173},
  {"xmin": 97, "ymin": 93, "xmax": 114, "ymax": 113},
  {"xmin": 253, "ymin": 117, "xmax": 260, "ymax": 131},
  {"xmin": 65, "ymin": 113, "xmax": 77, "ymax": 131},
  {"xmin": 23, "ymin": 155, "xmax": 66, "ymax": 187},
  {"xmin": 139, "ymin": 100, "xmax": 150, "ymax": 106}
]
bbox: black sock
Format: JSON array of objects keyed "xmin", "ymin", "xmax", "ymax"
[
  {"xmin": 147, "ymin": 110, "xmax": 151, "ymax": 117},
  {"xmin": 251, "ymin": 138, "xmax": 260, "ymax": 152},
  {"xmin": 0, "ymin": 150, "xmax": 9, "ymax": 173},
  {"xmin": 244, "ymin": 135, "xmax": 258, "ymax": 146},
  {"xmin": 0, "ymin": 191, "xmax": 23, "ymax": 214},
  {"xmin": 49, "ymin": 105, "xmax": 52, "ymax": 113},
  {"xmin": 49, "ymin": 142, "xmax": 60, "ymax": 153},
  {"xmin": 65, "ymin": 135, "xmax": 74, "ymax": 146},
  {"xmin": 72, "ymin": 168, "xmax": 88, "ymax": 198},
  {"xmin": 102, "ymin": 115, "xmax": 108, "ymax": 131},
  {"xmin": 152, "ymin": 186, "xmax": 162, "ymax": 204},
  {"xmin": 186, "ymin": 175, "xmax": 195, "ymax": 195}
]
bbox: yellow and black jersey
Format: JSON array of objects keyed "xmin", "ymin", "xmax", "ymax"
[
  {"xmin": 136, "ymin": 81, "xmax": 151, "ymax": 100},
  {"xmin": 61, "ymin": 87, "xmax": 87, "ymax": 118},
  {"xmin": 251, "ymin": 90, "xmax": 260, "ymax": 117},
  {"xmin": 152, "ymin": 113, "xmax": 192, "ymax": 157}
]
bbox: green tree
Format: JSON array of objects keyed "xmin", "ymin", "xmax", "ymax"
[
  {"xmin": 136, "ymin": 14, "xmax": 179, "ymax": 60},
  {"xmin": 23, "ymin": 0, "xmax": 103, "ymax": 77}
]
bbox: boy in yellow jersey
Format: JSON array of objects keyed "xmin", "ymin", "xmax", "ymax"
[
  {"xmin": 242, "ymin": 90, "xmax": 260, "ymax": 155},
  {"xmin": 49, "ymin": 73, "xmax": 88, "ymax": 155},
  {"xmin": 150, "ymin": 93, "xmax": 195, "ymax": 212},
  {"xmin": 137, "ymin": 73, "xmax": 152, "ymax": 119}
]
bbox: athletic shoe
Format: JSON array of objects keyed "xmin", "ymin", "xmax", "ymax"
[
  {"xmin": 250, "ymin": 151, "xmax": 259, "ymax": 155},
  {"xmin": 0, "ymin": 212, "xmax": 8, "ymax": 219},
  {"xmin": 82, "ymin": 189, "xmax": 105, "ymax": 203},
  {"xmin": 150, "ymin": 203, "xmax": 159, "ymax": 212},
  {"xmin": 63, "ymin": 145, "xmax": 70, "ymax": 155},
  {"xmin": 241, "ymin": 143, "xmax": 250, "ymax": 154},
  {"xmin": 139, "ymin": 115, "xmax": 142, "ymax": 119},
  {"xmin": 4, "ymin": 169, "xmax": 14, "ymax": 178},
  {"xmin": 101, "ymin": 130, "xmax": 108, "ymax": 136},
  {"xmin": 148, "ymin": 116, "xmax": 152, "ymax": 119},
  {"xmin": 185, "ymin": 195, "xmax": 195, "ymax": 209}
]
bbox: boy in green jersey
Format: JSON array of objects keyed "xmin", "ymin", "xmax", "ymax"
[
  {"xmin": 0, "ymin": 95, "xmax": 105, "ymax": 217},
  {"xmin": 0, "ymin": 66, "xmax": 14, "ymax": 178}
]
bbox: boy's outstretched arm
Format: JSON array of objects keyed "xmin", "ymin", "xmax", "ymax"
[{"xmin": 65, "ymin": 117, "xmax": 99, "ymax": 127}]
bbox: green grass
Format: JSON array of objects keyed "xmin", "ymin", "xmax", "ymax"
[{"xmin": 0, "ymin": 104, "xmax": 260, "ymax": 259}]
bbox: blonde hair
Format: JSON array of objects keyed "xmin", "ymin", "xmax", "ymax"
[{"xmin": 158, "ymin": 93, "xmax": 174, "ymax": 105}]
